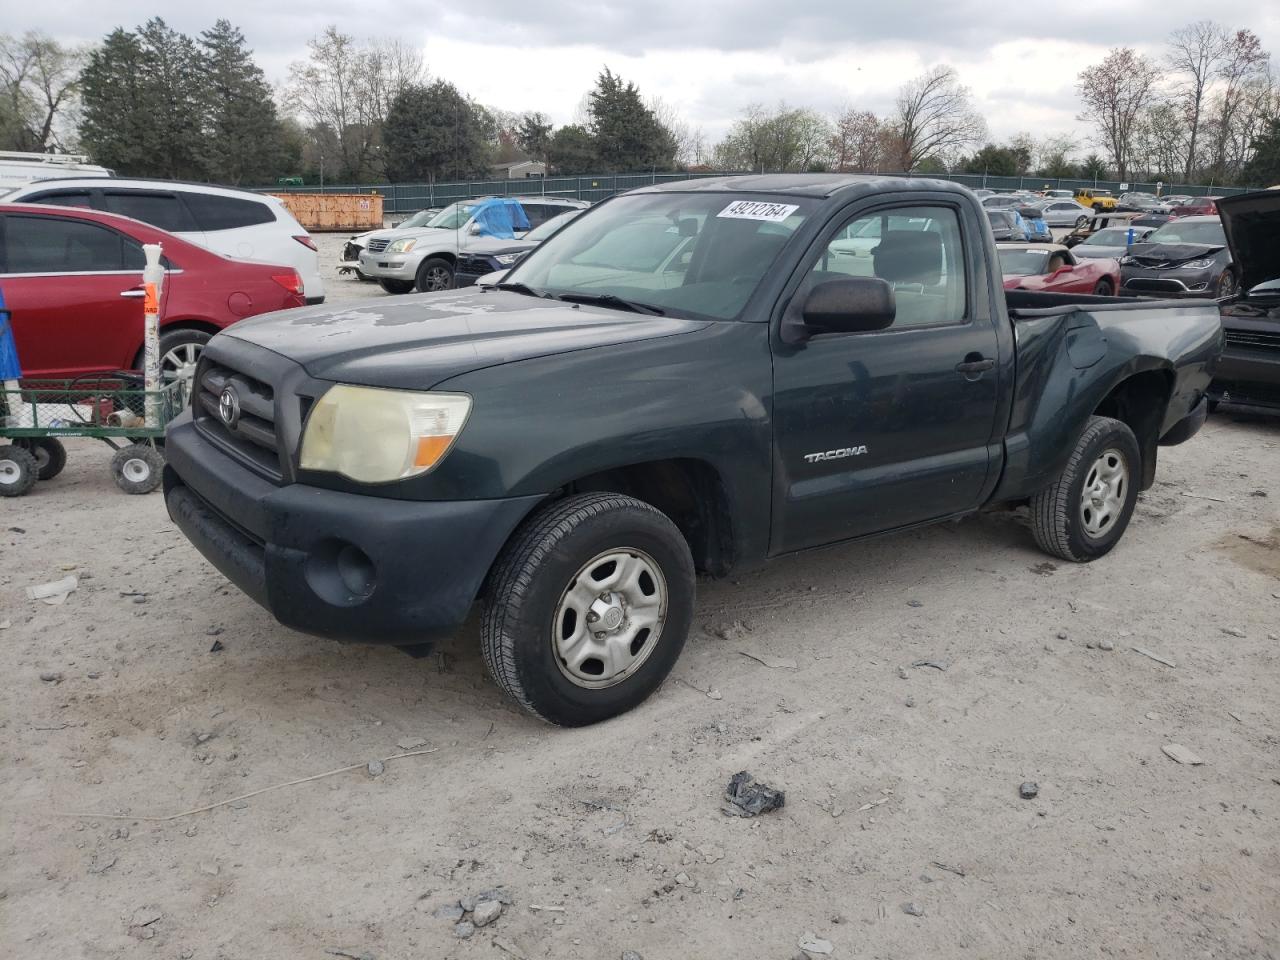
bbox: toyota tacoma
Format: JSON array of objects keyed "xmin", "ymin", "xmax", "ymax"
[{"xmin": 163, "ymin": 175, "xmax": 1222, "ymax": 726}]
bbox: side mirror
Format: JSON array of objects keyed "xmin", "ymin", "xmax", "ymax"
[
  {"xmin": 801, "ymin": 277, "xmax": 896, "ymax": 334},
  {"xmin": 468, "ymin": 223, "xmax": 481, "ymax": 235}
]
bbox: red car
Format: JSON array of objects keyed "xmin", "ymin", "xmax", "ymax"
[
  {"xmin": 998, "ymin": 243, "xmax": 1122, "ymax": 296},
  {"xmin": 0, "ymin": 203, "xmax": 305, "ymax": 381},
  {"xmin": 1171, "ymin": 196, "xmax": 1219, "ymax": 218}
]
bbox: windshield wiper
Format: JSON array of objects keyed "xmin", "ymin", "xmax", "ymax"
[
  {"xmin": 495, "ymin": 281, "xmax": 552, "ymax": 298},
  {"xmin": 554, "ymin": 292, "xmax": 665, "ymax": 316}
]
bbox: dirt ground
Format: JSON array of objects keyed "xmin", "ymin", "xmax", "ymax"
[{"xmin": 2, "ymin": 245, "xmax": 1279, "ymax": 960}]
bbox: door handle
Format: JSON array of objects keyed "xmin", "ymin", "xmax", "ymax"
[
  {"xmin": 119, "ymin": 289, "xmax": 146, "ymax": 299},
  {"xmin": 955, "ymin": 356, "xmax": 995, "ymax": 375}
]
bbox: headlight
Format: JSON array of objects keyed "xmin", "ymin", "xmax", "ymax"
[
  {"xmin": 493, "ymin": 253, "xmax": 520, "ymax": 265},
  {"xmin": 1179, "ymin": 259, "xmax": 1215, "ymax": 270},
  {"xmin": 387, "ymin": 238, "xmax": 417, "ymax": 253},
  {"xmin": 300, "ymin": 385, "xmax": 471, "ymax": 483}
]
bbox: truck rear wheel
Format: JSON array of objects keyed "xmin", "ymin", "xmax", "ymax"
[
  {"xmin": 1030, "ymin": 416, "xmax": 1140, "ymax": 562},
  {"xmin": 480, "ymin": 492, "xmax": 696, "ymax": 726}
]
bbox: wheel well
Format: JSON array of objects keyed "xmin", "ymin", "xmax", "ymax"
[
  {"xmin": 564, "ymin": 459, "xmax": 736, "ymax": 577},
  {"xmin": 1093, "ymin": 370, "xmax": 1172, "ymax": 490},
  {"xmin": 421, "ymin": 252, "xmax": 457, "ymax": 267}
]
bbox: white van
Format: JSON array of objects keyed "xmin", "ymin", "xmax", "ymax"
[{"xmin": 2, "ymin": 177, "xmax": 324, "ymax": 303}]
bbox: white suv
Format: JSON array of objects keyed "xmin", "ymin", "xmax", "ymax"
[
  {"xmin": 1, "ymin": 178, "xmax": 324, "ymax": 303},
  {"xmin": 359, "ymin": 196, "xmax": 588, "ymax": 293}
]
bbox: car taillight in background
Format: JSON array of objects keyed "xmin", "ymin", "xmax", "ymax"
[
  {"xmin": 293, "ymin": 235, "xmax": 318, "ymax": 251},
  {"xmin": 272, "ymin": 272, "xmax": 305, "ymax": 296}
]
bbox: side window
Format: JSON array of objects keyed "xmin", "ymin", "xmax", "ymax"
[
  {"xmin": 806, "ymin": 204, "xmax": 967, "ymax": 328},
  {"xmin": 4, "ymin": 214, "xmax": 142, "ymax": 273},
  {"xmin": 183, "ymin": 193, "xmax": 276, "ymax": 231},
  {"xmin": 102, "ymin": 191, "xmax": 197, "ymax": 233},
  {"xmin": 522, "ymin": 203, "xmax": 554, "ymax": 227},
  {"xmin": 24, "ymin": 190, "xmax": 94, "ymax": 209}
]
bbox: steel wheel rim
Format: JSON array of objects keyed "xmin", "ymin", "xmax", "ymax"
[
  {"xmin": 1079, "ymin": 447, "xmax": 1128, "ymax": 539},
  {"xmin": 1218, "ymin": 272, "xmax": 1235, "ymax": 297},
  {"xmin": 551, "ymin": 547, "xmax": 668, "ymax": 689},
  {"xmin": 122, "ymin": 458, "xmax": 151, "ymax": 483},
  {"xmin": 160, "ymin": 342, "xmax": 203, "ymax": 384},
  {"xmin": 423, "ymin": 267, "xmax": 452, "ymax": 291},
  {"xmin": 0, "ymin": 458, "xmax": 20, "ymax": 485}
]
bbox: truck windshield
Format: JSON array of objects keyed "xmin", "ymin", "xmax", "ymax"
[
  {"xmin": 505, "ymin": 193, "xmax": 815, "ymax": 321},
  {"xmin": 998, "ymin": 249, "xmax": 1050, "ymax": 275}
]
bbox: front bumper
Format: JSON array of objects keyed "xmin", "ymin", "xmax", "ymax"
[
  {"xmin": 358, "ymin": 251, "xmax": 419, "ymax": 281},
  {"xmin": 1210, "ymin": 323, "xmax": 1280, "ymax": 410},
  {"xmin": 163, "ymin": 414, "xmax": 544, "ymax": 645},
  {"xmin": 1120, "ymin": 267, "xmax": 1218, "ymax": 297}
]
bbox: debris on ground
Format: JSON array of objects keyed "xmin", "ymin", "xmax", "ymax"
[
  {"xmin": 1162, "ymin": 744, "xmax": 1205, "ymax": 765},
  {"xmin": 798, "ymin": 932, "xmax": 834, "ymax": 955},
  {"xmin": 0, "ymin": 619, "xmax": 10, "ymax": 629},
  {"xmin": 737, "ymin": 650, "xmax": 799, "ymax": 670},
  {"xmin": 1019, "ymin": 781, "xmax": 1039, "ymax": 799},
  {"xmin": 472, "ymin": 900, "xmax": 503, "ymax": 927},
  {"xmin": 209, "ymin": 639, "xmax": 225, "ymax": 653},
  {"xmin": 722, "ymin": 771, "xmax": 785, "ymax": 817},
  {"xmin": 366, "ymin": 760, "xmax": 385, "ymax": 777},
  {"xmin": 621, "ymin": 952, "xmax": 644, "ymax": 960},
  {"xmin": 901, "ymin": 902, "xmax": 925, "ymax": 917},
  {"xmin": 454, "ymin": 921, "xmax": 475, "ymax": 939},
  {"xmin": 395, "ymin": 736, "xmax": 429, "ymax": 750},
  {"xmin": 907, "ymin": 599, "xmax": 924, "ymax": 608},
  {"xmin": 127, "ymin": 907, "xmax": 162, "ymax": 939},
  {"xmin": 38, "ymin": 671, "xmax": 63, "ymax": 683},
  {"xmin": 897, "ymin": 666, "xmax": 909, "ymax": 679},
  {"xmin": 1132, "ymin": 647, "xmax": 1177, "ymax": 668},
  {"xmin": 931, "ymin": 860, "xmax": 966, "ymax": 877},
  {"xmin": 26, "ymin": 575, "xmax": 78, "ymax": 605},
  {"xmin": 1097, "ymin": 639, "xmax": 1115, "ymax": 651},
  {"xmin": 1220, "ymin": 627, "xmax": 1247, "ymax": 638},
  {"xmin": 912, "ymin": 659, "xmax": 950, "ymax": 672}
]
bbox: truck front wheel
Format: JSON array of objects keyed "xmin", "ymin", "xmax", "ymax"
[
  {"xmin": 1030, "ymin": 416, "xmax": 1141, "ymax": 562},
  {"xmin": 481, "ymin": 493, "xmax": 696, "ymax": 726}
]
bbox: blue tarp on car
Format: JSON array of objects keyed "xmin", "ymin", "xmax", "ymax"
[{"xmin": 470, "ymin": 198, "xmax": 531, "ymax": 239}]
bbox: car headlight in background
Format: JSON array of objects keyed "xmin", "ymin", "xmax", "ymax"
[
  {"xmin": 493, "ymin": 253, "xmax": 521, "ymax": 265},
  {"xmin": 300, "ymin": 385, "xmax": 471, "ymax": 483},
  {"xmin": 1178, "ymin": 259, "xmax": 1215, "ymax": 270},
  {"xmin": 387, "ymin": 238, "xmax": 417, "ymax": 253}
]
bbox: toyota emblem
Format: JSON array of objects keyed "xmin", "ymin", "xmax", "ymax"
[{"xmin": 218, "ymin": 386, "xmax": 241, "ymax": 428}]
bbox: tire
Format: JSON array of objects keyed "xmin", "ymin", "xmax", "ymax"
[
  {"xmin": 378, "ymin": 278, "xmax": 415, "ymax": 294},
  {"xmin": 134, "ymin": 328, "xmax": 211, "ymax": 385},
  {"xmin": 480, "ymin": 492, "xmax": 696, "ymax": 726},
  {"xmin": 1030, "ymin": 416, "xmax": 1141, "ymax": 562},
  {"xmin": 1093, "ymin": 203, "xmax": 1105, "ymax": 212},
  {"xmin": 0, "ymin": 444, "xmax": 38, "ymax": 497},
  {"xmin": 16, "ymin": 437, "xmax": 67, "ymax": 480},
  {"xmin": 1075, "ymin": 215, "xmax": 1090, "ymax": 228},
  {"xmin": 1216, "ymin": 270, "xmax": 1237, "ymax": 298},
  {"xmin": 415, "ymin": 257, "xmax": 455, "ymax": 293},
  {"xmin": 1092, "ymin": 279, "xmax": 1113, "ymax": 297},
  {"xmin": 110, "ymin": 443, "xmax": 165, "ymax": 495}
]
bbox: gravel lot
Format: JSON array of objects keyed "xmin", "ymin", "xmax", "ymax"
[{"xmin": 2, "ymin": 236, "xmax": 1278, "ymax": 959}]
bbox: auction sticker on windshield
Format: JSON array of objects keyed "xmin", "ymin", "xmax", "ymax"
[{"xmin": 717, "ymin": 200, "xmax": 800, "ymax": 222}]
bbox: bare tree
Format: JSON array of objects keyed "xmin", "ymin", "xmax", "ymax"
[
  {"xmin": 714, "ymin": 102, "xmax": 831, "ymax": 172},
  {"xmin": 1206, "ymin": 29, "xmax": 1269, "ymax": 177},
  {"xmin": 1076, "ymin": 48, "xmax": 1160, "ymax": 180},
  {"xmin": 1166, "ymin": 21, "xmax": 1229, "ymax": 181},
  {"xmin": 1034, "ymin": 133, "xmax": 1078, "ymax": 177},
  {"xmin": 286, "ymin": 27, "xmax": 425, "ymax": 181},
  {"xmin": 829, "ymin": 106, "xmax": 887, "ymax": 172},
  {"xmin": 0, "ymin": 32, "xmax": 84, "ymax": 152},
  {"xmin": 647, "ymin": 95, "xmax": 699, "ymax": 166},
  {"xmin": 891, "ymin": 66, "xmax": 987, "ymax": 171}
]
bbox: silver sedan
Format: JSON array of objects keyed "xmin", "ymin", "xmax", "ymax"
[{"xmin": 1035, "ymin": 200, "xmax": 1092, "ymax": 228}]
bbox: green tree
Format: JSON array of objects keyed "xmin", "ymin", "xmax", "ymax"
[
  {"xmin": 1241, "ymin": 117, "xmax": 1280, "ymax": 186},
  {"xmin": 79, "ymin": 28, "xmax": 152, "ymax": 174},
  {"xmin": 713, "ymin": 103, "xmax": 831, "ymax": 172},
  {"xmin": 197, "ymin": 20, "xmax": 288, "ymax": 184},
  {"xmin": 516, "ymin": 111, "xmax": 553, "ymax": 165},
  {"xmin": 0, "ymin": 32, "xmax": 84, "ymax": 152},
  {"xmin": 381, "ymin": 80, "xmax": 491, "ymax": 182},
  {"xmin": 1079, "ymin": 153, "xmax": 1109, "ymax": 180},
  {"xmin": 548, "ymin": 124, "xmax": 597, "ymax": 174},
  {"xmin": 587, "ymin": 67, "xmax": 675, "ymax": 171},
  {"xmin": 960, "ymin": 144, "xmax": 1021, "ymax": 176}
]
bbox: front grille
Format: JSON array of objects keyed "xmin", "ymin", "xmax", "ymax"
[
  {"xmin": 194, "ymin": 361, "xmax": 283, "ymax": 479},
  {"xmin": 1131, "ymin": 258, "xmax": 1175, "ymax": 269},
  {"xmin": 1125, "ymin": 277, "xmax": 1187, "ymax": 292},
  {"xmin": 1225, "ymin": 329, "xmax": 1280, "ymax": 352},
  {"xmin": 366, "ymin": 238, "xmax": 390, "ymax": 253},
  {"xmin": 457, "ymin": 255, "xmax": 493, "ymax": 276}
]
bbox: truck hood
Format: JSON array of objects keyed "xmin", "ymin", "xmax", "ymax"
[
  {"xmin": 1124, "ymin": 242, "xmax": 1225, "ymax": 267},
  {"xmin": 221, "ymin": 289, "xmax": 708, "ymax": 389},
  {"xmin": 1216, "ymin": 190, "xmax": 1280, "ymax": 293}
]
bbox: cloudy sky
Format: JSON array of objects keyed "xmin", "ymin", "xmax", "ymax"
[{"xmin": 18, "ymin": 1, "xmax": 1280, "ymax": 152}]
